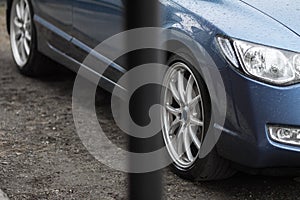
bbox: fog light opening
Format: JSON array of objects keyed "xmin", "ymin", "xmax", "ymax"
[{"xmin": 269, "ymin": 126, "xmax": 300, "ymax": 146}]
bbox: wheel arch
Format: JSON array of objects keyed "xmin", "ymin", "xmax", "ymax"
[
  {"xmin": 163, "ymin": 38, "xmax": 210, "ymax": 93},
  {"xmin": 164, "ymin": 39, "xmax": 194, "ymax": 61}
]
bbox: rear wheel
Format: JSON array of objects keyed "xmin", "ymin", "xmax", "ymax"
[
  {"xmin": 10, "ymin": 0, "xmax": 56, "ymax": 76},
  {"xmin": 162, "ymin": 53, "xmax": 235, "ymax": 180}
]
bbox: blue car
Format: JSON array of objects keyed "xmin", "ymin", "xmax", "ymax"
[{"xmin": 6, "ymin": 0, "xmax": 300, "ymax": 180}]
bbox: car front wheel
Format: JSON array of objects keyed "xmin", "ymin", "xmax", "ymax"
[{"xmin": 162, "ymin": 53, "xmax": 236, "ymax": 180}]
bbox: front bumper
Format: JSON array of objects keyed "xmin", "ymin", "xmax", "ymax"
[{"xmin": 217, "ymin": 66, "xmax": 300, "ymax": 168}]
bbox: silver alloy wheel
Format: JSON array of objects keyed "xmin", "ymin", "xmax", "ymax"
[
  {"xmin": 162, "ymin": 62, "xmax": 205, "ymax": 169},
  {"xmin": 10, "ymin": 0, "xmax": 32, "ymax": 68}
]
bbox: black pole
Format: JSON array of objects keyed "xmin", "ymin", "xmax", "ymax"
[{"xmin": 125, "ymin": 1, "xmax": 163, "ymax": 200}]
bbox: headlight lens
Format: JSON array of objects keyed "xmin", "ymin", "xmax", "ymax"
[
  {"xmin": 294, "ymin": 55, "xmax": 300, "ymax": 75},
  {"xmin": 217, "ymin": 36, "xmax": 300, "ymax": 85}
]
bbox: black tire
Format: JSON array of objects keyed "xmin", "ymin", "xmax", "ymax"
[
  {"xmin": 165, "ymin": 50, "xmax": 236, "ymax": 181},
  {"xmin": 9, "ymin": 0, "xmax": 57, "ymax": 77}
]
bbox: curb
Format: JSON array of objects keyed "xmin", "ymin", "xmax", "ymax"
[{"xmin": 0, "ymin": 189, "xmax": 9, "ymax": 200}]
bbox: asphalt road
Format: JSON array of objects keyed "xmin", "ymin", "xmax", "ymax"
[{"xmin": 1, "ymin": 5, "xmax": 300, "ymax": 200}]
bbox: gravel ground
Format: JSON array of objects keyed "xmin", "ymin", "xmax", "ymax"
[
  {"xmin": 1, "ymin": 4, "xmax": 300, "ymax": 200},
  {"xmin": 0, "ymin": 189, "xmax": 9, "ymax": 200}
]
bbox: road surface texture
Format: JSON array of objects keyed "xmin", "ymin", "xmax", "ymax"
[
  {"xmin": 1, "ymin": 4, "xmax": 300, "ymax": 200},
  {"xmin": 0, "ymin": 189, "xmax": 9, "ymax": 200}
]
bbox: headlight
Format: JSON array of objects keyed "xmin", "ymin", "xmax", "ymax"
[
  {"xmin": 217, "ymin": 36, "xmax": 300, "ymax": 85},
  {"xmin": 268, "ymin": 125, "xmax": 300, "ymax": 146}
]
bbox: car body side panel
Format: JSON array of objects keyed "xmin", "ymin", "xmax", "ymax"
[
  {"xmin": 72, "ymin": 0, "xmax": 123, "ymax": 47},
  {"xmin": 71, "ymin": 0, "xmax": 124, "ymax": 63},
  {"xmin": 32, "ymin": 0, "xmax": 73, "ymax": 54}
]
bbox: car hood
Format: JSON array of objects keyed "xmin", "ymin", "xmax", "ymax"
[{"xmin": 240, "ymin": 0, "xmax": 300, "ymax": 36}]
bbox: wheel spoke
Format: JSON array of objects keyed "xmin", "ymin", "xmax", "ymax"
[
  {"xmin": 17, "ymin": 38, "xmax": 25, "ymax": 60},
  {"xmin": 14, "ymin": 17, "xmax": 22, "ymax": 28},
  {"xmin": 188, "ymin": 126, "xmax": 201, "ymax": 149},
  {"xmin": 23, "ymin": 39, "xmax": 30, "ymax": 56},
  {"xmin": 17, "ymin": 38, "xmax": 22, "ymax": 50},
  {"xmin": 20, "ymin": 0, "xmax": 25, "ymax": 20},
  {"xmin": 177, "ymin": 70, "xmax": 186, "ymax": 102},
  {"xmin": 15, "ymin": 30, "xmax": 22, "ymax": 41},
  {"xmin": 25, "ymin": 31, "xmax": 31, "ymax": 41},
  {"xmin": 186, "ymin": 75, "xmax": 194, "ymax": 103},
  {"xmin": 176, "ymin": 125, "xmax": 184, "ymax": 157},
  {"xmin": 23, "ymin": 4, "xmax": 29, "ymax": 23},
  {"xmin": 190, "ymin": 116, "xmax": 204, "ymax": 127},
  {"xmin": 166, "ymin": 104, "xmax": 181, "ymax": 116},
  {"xmin": 16, "ymin": 3, "xmax": 22, "ymax": 20},
  {"xmin": 189, "ymin": 95, "xmax": 201, "ymax": 109},
  {"xmin": 183, "ymin": 128, "xmax": 193, "ymax": 161},
  {"xmin": 169, "ymin": 117, "xmax": 180, "ymax": 135},
  {"xmin": 169, "ymin": 81, "xmax": 181, "ymax": 104}
]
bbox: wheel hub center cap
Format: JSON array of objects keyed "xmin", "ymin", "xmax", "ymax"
[{"xmin": 21, "ymin": 24, "xmax": 26, "ymax": 34}]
